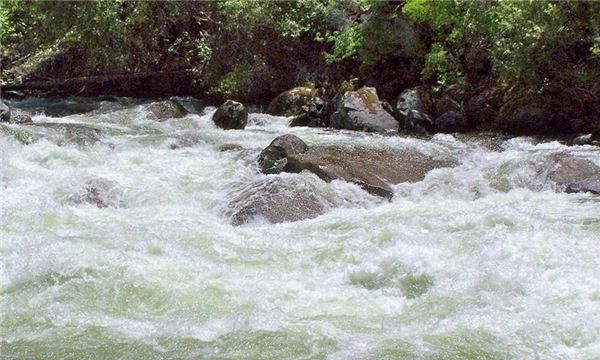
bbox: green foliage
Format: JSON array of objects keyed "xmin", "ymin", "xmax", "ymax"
[
  {"xmin": 404, "ymin": 0, "xmax": 600, "ymax": 90},
  {"xmin": 324, "ymin": 23, "xmax": 362, "ymax": 62},
  {"xmin": 218, "ymin": 0, "xmax": 324, "ymax": 38},
  {"xmin": 2, "ymin": 0, "xmax": 598, "ymax": 104},
  {"xmin": 210, "ymin": 65, "xmax": 257, "ymax": 100}
]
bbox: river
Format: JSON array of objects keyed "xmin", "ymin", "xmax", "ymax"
[{"xmin": 1, "ymin": 97, "xmax": 599, "ymax": 359}]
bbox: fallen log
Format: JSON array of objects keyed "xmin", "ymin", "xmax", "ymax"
[{"xmin": 1, "ymin": 70, "xmax": 201, "ymax": 97}]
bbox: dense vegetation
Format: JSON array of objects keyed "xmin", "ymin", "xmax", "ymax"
[{"xmin": 1, "ymin": 0, "xmax": 599, "ymax": 132}]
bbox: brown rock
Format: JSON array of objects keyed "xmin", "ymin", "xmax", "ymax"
[
  {"xmin": 266, "ymin": 87, "xmax": 320, "ymax": 116},
  {"xmin": 147, "ymin": 100, "xmax": 187, "ymax": 121},
  {"xmin": 285, "ymin": 146, "xmax": 456, "ymax": 198}
]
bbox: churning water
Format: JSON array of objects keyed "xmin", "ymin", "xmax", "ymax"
[{"xmin": 1, "ymin": 98, "xmax": 599, "ymax": 359}]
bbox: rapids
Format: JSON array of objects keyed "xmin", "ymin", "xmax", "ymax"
[{"xmin": 1, "ymin": 97, "xmax": 599, "ymax": 359}]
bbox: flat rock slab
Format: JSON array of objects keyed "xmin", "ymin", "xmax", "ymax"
[{"xmin": 286, "ymin": 147, "xmax": 456, "ymax": 198}]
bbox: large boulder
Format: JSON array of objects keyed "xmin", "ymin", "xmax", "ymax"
[
  {"xmin": 266, "ymin": 86, "xmax": 321, "ymax": 117},
  {"xmin": 0, "ymin": 100, "xmax": 11, "ymax": 122},
  {"xmin": 396, "ymin": 86, "xmax": 433, "ymax": 124},
  {"xmin": 257, "ymin": 134, "xmax": 308, "ymax": 174},
  {"xmin": 285, "ymin": 146, "xmax": 456, "ymax": 198},
  {"xmin": 226, "ymin": 178, "xmax": 325, "ymax": 225},
  {"xmin": 213, "ymin": 100, "xmax": 248, "ymax": 130},
  {"xmin": 330, "ymin": 87, "xmax": 399, "ymax": 132},
  {"xmin": 147, "ymin": 100, "xmax": 187, "ymax": 121}
]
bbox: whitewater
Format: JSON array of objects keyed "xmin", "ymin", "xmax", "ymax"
[{"xmin": 1, "ymin": 98, "xmax": 599, "ymax": 359}]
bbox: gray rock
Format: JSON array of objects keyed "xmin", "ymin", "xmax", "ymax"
[
  {"xmin": 257, "ymin": 134, "xmax": 308, "ymax": 174},
  {"xmin": 285, "ymin": 146, "xmax": 456, "ymax": 198},
  {"xmin": 404, "ymin": 109, "xmax": 434, "ymax": 135},
  {"xmin": 571, "ymin": 133, "xmax": 593, "ymax": 146},
  {"xmin": 147, "ymin": 100, "xmax": 187, "ymax": 120},
  {"xmin": 227, "ymin": 178, "xmax": 325, "ymax": 225},
  {"xmin": 213, "ymin": 100, "xmax": 248, "ymax": 130},
  {"xmin": 546, "ymin": 154, "xmax": 600, "ymax": 194},
  {"xmin": 0, "ymin": 100, "xmax": 11, "ymax": 122},
  {"xmin": 331, "ymin": 87, "xmax": 398, "ymax": 132},
  {"xmin": 396, "ymin": 86, "xmax": 433, "ymax": 124}
]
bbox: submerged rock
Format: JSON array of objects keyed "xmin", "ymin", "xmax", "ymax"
[
  {"xmin": 227, "ymin": 178, "xmax": 325, "ymax": 225},
  {"xmin": 147, "ymin": 100, "xmax": 187, "ymax": 121},
  {"xmin": 213, "ymin": 100, "xmax": 248, "ymax": 130},
  {"xmin": 65, "ymin": 178, "xmax": 121, "ymax": 208},
  {"xmin": 38, "ymin": 123, "xmax": 102, "ymax": 146},
  {"xmin": 266, "ymin": 86, "xmax": 321, "ymax": 117},
  {"xmin": 285, "ymin": 146, "xmax": 456, "ymax": 198},
  {"xmin": 330, "ymin": 87, "xmax": 398, "ymax": 132},
  {"xmin": 218, "ymin": 143, "xmax": 244, "ymax": 152},
  {"xmin": 257, "ymin": 134, "xmax": 308, "ymax": 174}
]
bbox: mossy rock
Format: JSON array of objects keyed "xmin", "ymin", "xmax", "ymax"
[{"xmin": 266, "ymin": 86, "xmax": 320, "ymax": 116}]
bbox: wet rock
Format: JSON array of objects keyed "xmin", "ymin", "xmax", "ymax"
[
  {"xmin": 395, "ymin": 86, "xmax": 433, "ymax": 124},
  {"xmin": 227, "ymin": 178, "xmax": 325, "ymax": 225},
  {"xmin": 330, "ymin": 87, "xmax": 398, "ymax": 132},
  {"xmin": 289, "ymin": 112, "xmax": 327, "ymax": 128},
  {"xmin": 213, "ymin": 100, "xmax": 248, "ymax": 130},
  {"xmin": 147, "ymin": 100, "xmax": 187, "ymax": 121},
  {"xmin": 545, "ymin": 154, "xmax": 600, "ymax": 194},
  {"xmin": 39, "ymin": 123, "xmax": 102, "ymax": 146},
  {"xmin": 571, "ymin": 134, "xmax": 593, "ymax": 146},
  {"xmin": 257, "ymin": 134, "xmax": 308, "ymax": 174},
  {"xmin": 10, "ymin": 112, "xmax": 34, "ymax": 125},
  {"xmin": 218, "ymin": 143, "xmax": 244, "ymax": 152},
  {"xmin": 65, "ymin": 125, "xmax": 101, "ymax": 146},
  {"xmin": 0, "ymin": 100, "xmax": 11, "ymax": 122},
  {"xmin": 435, "ymin": 111, "xmax": 468, "ymax": 133},
  {"xmin": 453, "ymin": 132, "xmax": 509, "ymax": 152},
  {"xmin": 66, "ymin": 178, "xmax": 121, "ymax": 208},
  {"xmin": 266, "ymin": 86, "xmax": 321, "ymax": 117},
  {"xmin": 285, "ymin": 146, "xmax": 456, "ymax": 198},
  {"xmin": 404, "ymin": 110, "xmax": 434, "ymax": 135}
]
